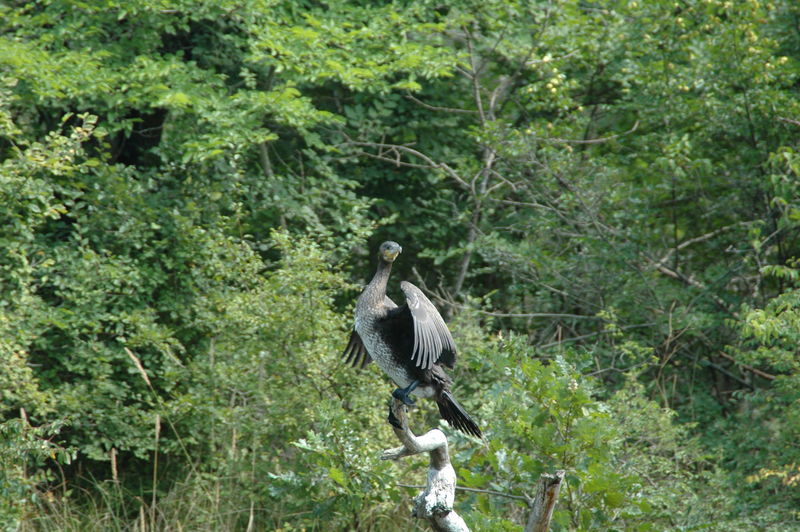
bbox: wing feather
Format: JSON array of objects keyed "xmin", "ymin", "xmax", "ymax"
[
  {"xmin": 400, "ymin": 281, "xmax": 457, "ymax": 369},
  {"xmin": 414, "ymin": 317, "xmax": 423, "ymax": 367},
  {"xmin": 342, "ymin": 329, "xmax": 371, "ymax": 368}
]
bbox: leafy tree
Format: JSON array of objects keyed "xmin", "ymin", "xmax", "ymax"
[{"xmin": 4, "ymin": 0, "xmax": 800, "ymax": 529}]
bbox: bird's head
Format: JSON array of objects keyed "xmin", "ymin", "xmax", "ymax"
[{"xmin": 378, "ymin": 241, "xmax": 402, "ymax": 263}]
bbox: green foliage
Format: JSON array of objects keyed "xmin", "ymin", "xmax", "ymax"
[
  {"xmin": 605, "ymin": 378, "xmax": 708, "ymax": 530},
  {"xmin": 461, "ymin": 336, "xmax": 638, "ymax": 530},
  {"xmin": 3, "ymin": 0, "xmax": 800, "ymax": 529},
  {"xmin": 726, "ymin": 265, "xmax": 800, "ymax": 511},
  {"xmin": 171, "ymin": 231, "xmax": 407, "ymax": 529},
  {"xmin": 0, "ymin": 418, "xmax": 73, "ymax": 531}
]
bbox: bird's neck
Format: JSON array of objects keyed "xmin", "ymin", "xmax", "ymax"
[{"xmin": 360, "ymin": 259, "xmax": 392, "ymax": 309}]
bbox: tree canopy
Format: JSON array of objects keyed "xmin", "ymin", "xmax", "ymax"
[{"xmin": 3, "ymin": 0, "xmax": 800, "ymax": 530}]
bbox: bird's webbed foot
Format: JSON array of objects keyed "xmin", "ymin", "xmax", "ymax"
[{"xmin": 391, "ymin": 380, "xmax": 419, "ymax": 406}]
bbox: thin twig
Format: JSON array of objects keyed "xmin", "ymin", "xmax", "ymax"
[
  {"xmin": 718, "ymin": 351, "xmax": 776, "ymax": 381},
  {"xmin": 477, "ymin": 311, "xmax": 603, "ymax": 320},
  {"xmin": 778, "ymin": 116, "xmax": 800, "ymax": 127},
  {"xmin": 533, "ymin": 120, "xmax": 639, "ymax": 145},
  {"xmin": 651, "ymin": 222, "xmax": 749, "ymax": 271},
  {"xmin": 404, "ymin": 92, "xmax": 479, "ymax": 115},
  {"xmin": 536, "ymin": 323, "xmax": 655, "ymax": 349},
  {"xmin": 342, "ymin": 138, "xmax": 469, "ymax": 190},
  {"xmin": 464, "ymin": 27, "xmax": 486, "ymax": 125},
  {"xmin": 648, "ymin": 260, "xmax": 739, "ymax": 318}
]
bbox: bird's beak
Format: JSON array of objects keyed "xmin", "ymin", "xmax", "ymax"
[{"xmin": 383, "ymin": 245, "xmax": 402, "ymax": 262}]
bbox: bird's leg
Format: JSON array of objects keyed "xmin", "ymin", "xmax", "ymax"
[{"xmin": 392, "ymin": 380, "xmax": 419, "ymax": 406}]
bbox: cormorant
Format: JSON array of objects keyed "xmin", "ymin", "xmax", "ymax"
[{"xmin": 343, "ymin": 241, "xmax": 481, "ymax": 438}]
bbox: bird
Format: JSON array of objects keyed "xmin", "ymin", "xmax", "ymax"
[{"xmin": 343, "ymin": 241, "xmax": 481, "ymax": 438}]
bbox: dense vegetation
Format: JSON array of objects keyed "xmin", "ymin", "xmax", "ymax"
[{"xmin": 3, "ymin": 0, "xmax": 800, "ymax": 530}]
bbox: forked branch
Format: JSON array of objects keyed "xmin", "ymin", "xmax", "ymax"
[{"xmin": 381, "ymin": 398, "xmax": 470, "ymax": 532}]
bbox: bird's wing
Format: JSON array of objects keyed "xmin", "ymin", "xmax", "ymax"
[
  {"xmin": 342, "ymin": 329, "xmax": 372, "ymax": 368},
  {"xmin": 399, "ymin": 281, "xmax": 456, "ymax": 370}
]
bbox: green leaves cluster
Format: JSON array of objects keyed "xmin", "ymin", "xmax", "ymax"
[
  {"xmin": 0, "ymin": 418, "xmax": 73, "ymax": 529},
  {"xmin": 455, "ymin": 336, "xmax": 654, "ymax": 531},
  {"xmin": 3, "ymin": 0, "xmax": 800, "ymax": 529}
]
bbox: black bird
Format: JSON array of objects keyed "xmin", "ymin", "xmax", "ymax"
[{"xmin": 343, "ymin": 241, "xmax": 481, "ymax": 438}]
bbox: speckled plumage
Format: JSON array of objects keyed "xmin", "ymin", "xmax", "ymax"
[
  {"xmin": 357, "ymin": 312, "xmax": 432, "ymax": 397},
  {"xmin": 343, "ymin": 241, "xmax": 481, "ymax": 438}
]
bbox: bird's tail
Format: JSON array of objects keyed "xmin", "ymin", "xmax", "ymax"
[{"xmin": 436, "ymin": 390, "xmax": 482, "ymax": 438}]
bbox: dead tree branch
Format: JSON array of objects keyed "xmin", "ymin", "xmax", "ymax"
[
  {"xmin": 342, "ymin": 138, "xmax": 469, "ymax": 190},
  {"xmin": 532, "ymin": 120, "xmax": 639, "ymax": 144},
  {"xmin": 404, "ymin": 92, "xmax": 480, "ymax": 115},
  {"xmin": 381, "ymin": 398, "xmax": 470, "ymax": 532},
  {"xmin": 651, "ymin": 222, "xmax": 749, "ymax": 272},
  {"xmin": 643, "ymin": 255, "xmax": 739, "ymax": 319},
  {"xmin": 718, "ymin": 351, "xmax": 776, "ymax": 381},
  {"xmin": 778, "ymin": 116, "xmax": 800, "ymax": 127}
]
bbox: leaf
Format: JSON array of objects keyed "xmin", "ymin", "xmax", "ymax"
[{"xmin": 328, "ymin": 466, "xmax": 347, "ymax": 487}]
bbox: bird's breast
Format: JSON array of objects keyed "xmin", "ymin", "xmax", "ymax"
[{"xmin": 355, "ymin": 315, "xmax": 434, "ymax": 398}]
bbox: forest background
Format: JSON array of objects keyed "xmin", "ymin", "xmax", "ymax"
[{"xmin": 2, "ymin": 0, "xmax": 800, "ymax": 530}]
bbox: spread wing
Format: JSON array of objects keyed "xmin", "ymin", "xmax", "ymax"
[
  {"xmin": 342, "ymin": 329, "xmax": 371, "ymax": 368},
  {"xmin": 400, "ymin": 281, "xmax": 456, "ymax": 370}
]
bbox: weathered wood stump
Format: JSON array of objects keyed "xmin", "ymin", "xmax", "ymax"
[{"xmin": 524, "ymin": 470, "xmax": 565, "ymax": 532}]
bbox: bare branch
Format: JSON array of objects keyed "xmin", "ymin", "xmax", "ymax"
[
  {"xmin": 532, "ymin": 120, "xmax": 639, "ymax": 145},
  {"xmin": 404, "ymin": 92, "xmax": 479, "ymax": 115},
  {"xmin": 463, "ymin": 27, "xmax": 486, "ymax": 125},
  {"xmin": 484, "ymin": 169, "xmax": 519, "ymax": 194},
  {"xmin": 494, "ymin": 198, "xmax": 563, "ymax": 213},
  {"xmin": 454, "ymin": 65, "xmax": 473, "ymax": 79},
  {"xmin": 778, "ymin": 116, "xmax": 800, "ymax": 127},
  {"xmin": 381, "ymin": 399, "xmax": 469, "ymax": 532},
  {"xmin": 536, "ymin": 323, "xmax": 655, "ymax": 349},
  {"xmin": 384, "ymin": 397, "xmax": 567, "ymax": 532},
  {"xmin": 675, "ymin": 350, "xmax": 754, "ymax": 390},
  {"xmin": 342, "ymin": 139, "xmax": 470, "ymax": 190},
  {"xmin": 398, "ymin": 483, "xmax": 532, "ymax": 504},
  {"xmin": 646, "ymin": 258, "xmax": 739, "ymax": 318},
  {"xmin": 349, "ymin": 147, "xmax": 443, "ymax": 171},
  {"xmin": 476, "ymin": 311, "xmax": 603, "ymax": 320},
  {"xmin": 718, "ymin": 351, "xmax": 776, "ymax": 381},
  {"xmin": 651, "ymin": 222, "xmax": 749, "ymax": 271}
]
